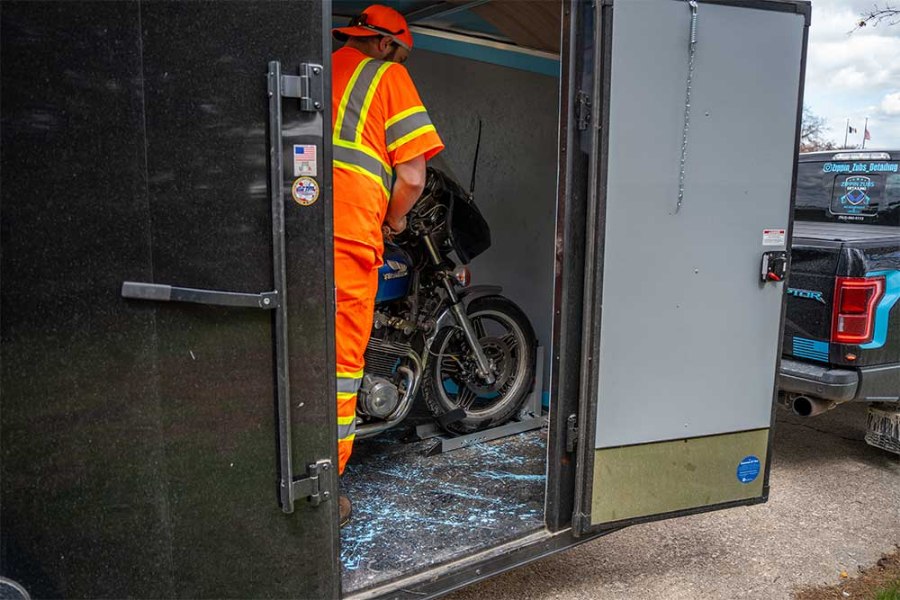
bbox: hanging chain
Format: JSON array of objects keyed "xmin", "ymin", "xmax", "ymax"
[{"xmin": 675, "ymin": 0, "xmax": 699, "ymax": 214}]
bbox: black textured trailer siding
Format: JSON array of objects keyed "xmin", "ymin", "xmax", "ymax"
[{"xmin": 1, "ymin": 2, "xmax": 339, "ymax": 597}]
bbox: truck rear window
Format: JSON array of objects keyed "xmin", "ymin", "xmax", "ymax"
[
  {"xmin": 831, "ymin": 173, "xmax": 885, "ymax": 218},
  {"xmin": 795, "ymin": 160, "xmax": 900, "ymax": 225}
]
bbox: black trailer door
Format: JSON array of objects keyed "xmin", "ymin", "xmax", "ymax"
[{"xmin": 1, "ymin": 1, "xmax": 339, "ymax": 597}]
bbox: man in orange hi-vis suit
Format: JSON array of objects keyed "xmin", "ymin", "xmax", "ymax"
[{"xmin": 331, "ymin": 5, "xmax": 444, "ymax": 526}]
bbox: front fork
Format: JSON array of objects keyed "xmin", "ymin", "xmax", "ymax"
[{"xmin": 423, "ymin": 235, "xmax": 495, "ymax": 385}]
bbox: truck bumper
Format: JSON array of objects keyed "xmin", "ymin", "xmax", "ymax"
[
  {"xmin": 779, "ymin": 359, "xmax": 858, "ymax": 402},
  {"xmin": 779, "ymin": 359, "xmax": 900, "ymax": 403}
]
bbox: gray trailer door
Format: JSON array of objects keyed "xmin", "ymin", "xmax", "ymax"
[
  {"xmin": 1, "ymin": 2, "xmax": 340, "ymax": 597},
  {"xmin": 574, "ymin": 0, "xmax": 808, "ymax": 532}
]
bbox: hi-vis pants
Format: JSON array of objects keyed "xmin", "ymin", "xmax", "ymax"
[{"xmin": 334, "ymin": 240, "xmax": 379, "ymax": 475}]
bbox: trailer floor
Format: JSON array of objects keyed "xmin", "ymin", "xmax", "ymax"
[{"xmin": 340, "ymin": 422, "xmax": 547, "ymax": 594}]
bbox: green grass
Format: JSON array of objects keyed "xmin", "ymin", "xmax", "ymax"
[{"xmin": 875, "ymin": 579, "xmax": 900, "ymax": 600}]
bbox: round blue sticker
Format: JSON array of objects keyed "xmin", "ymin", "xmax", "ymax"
[{"xmin": 736, "ymin": 455, "xmax": 761, "ymax": 484}]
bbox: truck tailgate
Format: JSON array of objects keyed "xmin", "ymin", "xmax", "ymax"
[
  {"xmin": 784, "ymin": 222, "xmax": 900, "ymax": 364},
  {"xmin": 784, "ymin": 235, "xmax": 840, "ymax": 363}
]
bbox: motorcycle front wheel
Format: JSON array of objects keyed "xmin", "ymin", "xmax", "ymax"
[{"xmin": 423, "ymin": 295, "xmax": 537, "ymax": 435}]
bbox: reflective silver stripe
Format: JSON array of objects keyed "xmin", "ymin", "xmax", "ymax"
[
  {"xmin": 338, "ymin": 421, "xmax": 356, "ymax": 440},
  {"xmin": 385, "ymin": 110, "xmax": 434, "ymax": 148},
  {"xmin": 333, "ymin": 144, "xmax": 392, "ymax": 192},
  {"xmin": 337, "ymin": 59, "xmax": 387, "ymax": 142},
  {"xmin": 337, "ymin": 376, "xmax": 363, "ymax": 394}
]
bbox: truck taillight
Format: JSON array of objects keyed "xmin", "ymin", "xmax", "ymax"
[{"xmin": 831, "ymin": 277, "xmax": 885, "ymax": 344}]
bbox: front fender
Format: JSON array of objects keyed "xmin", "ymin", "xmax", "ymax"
[{"xmin": 458, "ymin": 284, "xmax": 502, "ymax": 301}]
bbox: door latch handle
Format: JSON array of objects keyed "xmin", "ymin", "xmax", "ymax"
[
  {"xmin": 760, "ymin": 251, "xmax": 787, "ymax": 283},
  {"xmin": 121, "ymin": 281, "xmax": 279, "ymax": 309}
]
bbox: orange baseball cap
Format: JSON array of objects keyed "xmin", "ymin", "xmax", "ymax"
[{"xmin": 333, "ymin": 5, "xmax": 413, "ymax": 51}]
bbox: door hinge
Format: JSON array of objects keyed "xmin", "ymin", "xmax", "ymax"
[
  {"xmin": 289, "ymin": 459, "xmax": 333, "ymax": 507},
  {"xmin": 280, "ymin": 63, "xmax": 324, "ymax": 112},
  {"xmin": 575, "ymin": 91, "xmax": 592, "ymax": 131},
  {"xmin": 565, "ymin": 413, "xmax": 579, "ymax": 453}
]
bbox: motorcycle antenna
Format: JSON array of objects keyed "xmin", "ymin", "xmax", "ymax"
[{"xmin": 469, "ymin": 118, "xmax": 483, "ymax": 195}]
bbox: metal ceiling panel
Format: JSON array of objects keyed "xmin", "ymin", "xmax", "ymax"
[{"xmin": 332, "ymin": 0, "xmax": 561, "ymax": 53}]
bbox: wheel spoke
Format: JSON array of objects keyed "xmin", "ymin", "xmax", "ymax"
[
  {"xmin": 441, "ymin": 356, "xmax": 461, "ymax": 375},
  {"xmin": 457, "ymin": 386, "xmax": 478, "ymax": 410},
  {"xmin": 501, "ymin": 332, "xmax": 518, "ymax": 348}
]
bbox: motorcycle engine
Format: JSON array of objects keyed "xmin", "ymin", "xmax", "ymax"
[
  {"xmin": 358, "ymin": 334, "xmax": 414, "ymax": 420},
  {"xmin": 357, "ymin": 374, "xmax": 400, "ymax": 419}
]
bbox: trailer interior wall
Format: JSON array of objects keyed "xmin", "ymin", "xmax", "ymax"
[{"xmin": 410, "ymin": 48, "xmax": 560, "ymax": 402}]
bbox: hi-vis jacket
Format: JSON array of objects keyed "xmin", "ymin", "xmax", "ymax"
[{"xmin": 331, "ymin": 46, "xmax": 444, "ymax": 258}]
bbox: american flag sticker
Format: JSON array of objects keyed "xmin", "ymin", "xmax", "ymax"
[{"xmin": 293, "ymin": 144, "xmax": 317, "ymax": 177}]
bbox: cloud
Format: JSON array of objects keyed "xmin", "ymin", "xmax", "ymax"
[
  {"xmin": 881, "ymin": 91, "xmax": 900, "ymax": 115},
  {"xmin": 804, "ymin": 0, "xmax": 900, "ymax": 147},
  {"xmin": 806, "ymin": 13, "xmax": 900, "ymax": 87}
]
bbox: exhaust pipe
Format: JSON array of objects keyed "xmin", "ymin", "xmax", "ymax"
[{"xmin": 787, "ymin": 393, "xmax": 839, "ymax": 417}]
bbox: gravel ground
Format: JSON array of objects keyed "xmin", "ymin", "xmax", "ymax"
[{"xmin": 448, "ymin": 403, "xmax": 900, "ymax": 600}]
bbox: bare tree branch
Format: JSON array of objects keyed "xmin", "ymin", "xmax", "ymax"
[
  {"xmin": 801, "ymin": 106, "xmax": 826, "ymax": 143},
  {"xmin": 799, "ymin": 106, "xmax": 839, "ymax": 153},
  {"xmin": 856, "ymin": 3, "xmax": 900, "ymax": 29}
]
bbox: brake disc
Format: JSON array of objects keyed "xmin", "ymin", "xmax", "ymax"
[{"xmin": 465, "ymin": 336, "xmax": 514, "ymax": 396}]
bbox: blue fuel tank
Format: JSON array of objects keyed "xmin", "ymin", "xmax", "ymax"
[{"xmin": 375, "ymin": 244, "xmax": 412, "ymax": 304}]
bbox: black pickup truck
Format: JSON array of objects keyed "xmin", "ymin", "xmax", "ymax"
[{"xmin": 779, "ymin": 150, "xmax": 900, "ymax": 453}]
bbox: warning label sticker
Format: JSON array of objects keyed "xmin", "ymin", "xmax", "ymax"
[
  {"xmin": 762, "ymin": 229, "xmax": 786, "ymax": 246},
  {"xmin": 293, "ymin": 145, "xmax": 317, "ymax": 177}
]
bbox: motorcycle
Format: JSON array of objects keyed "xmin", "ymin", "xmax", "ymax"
[{"xmin": 355, "ymin": 166, "xmax": 537, "ymax": 439}]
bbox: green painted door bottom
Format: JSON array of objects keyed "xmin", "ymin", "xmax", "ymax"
[{"xmin": 591, "ymin": 428, "xmax": 769, "ymax": 525}]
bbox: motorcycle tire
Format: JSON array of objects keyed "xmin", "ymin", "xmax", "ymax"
[{"xmin": 423, "ymin": 295, "xmax": 537, "ymax": 435}]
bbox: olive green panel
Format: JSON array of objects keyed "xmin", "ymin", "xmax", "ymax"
[{"xmin": 591, "ymin": 429, "xmax": 769, "ymax": 525}]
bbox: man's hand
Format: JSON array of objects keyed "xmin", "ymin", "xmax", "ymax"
[{"xmin": 385, "ymin": 214, "xmax": 407, "ymax": 235}]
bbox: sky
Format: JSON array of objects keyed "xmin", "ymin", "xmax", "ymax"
[{"xmin": 805, "ymin": 0, "xmax": 900, "ymax": 148}]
